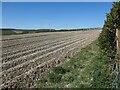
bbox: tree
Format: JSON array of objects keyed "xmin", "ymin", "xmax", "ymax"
[{"xmin": 98, "ymin": 2, "xmax": 120, "ymax": 59}]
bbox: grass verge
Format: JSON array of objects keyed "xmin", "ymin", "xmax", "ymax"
[{"xmin": 36, "ymin": 40, "xmax": 113, "ymax": 88}]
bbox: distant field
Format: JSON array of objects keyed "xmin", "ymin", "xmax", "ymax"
[
  {"xmin": 1, "ymin": 28, "xmax": 101, "ymax": 35},
  {"xmin": 1, "ymin": 30, "xmax": 17, "ymax": 35},
  {"xmin": 1, "ymin": 30, "xmax": 100, "ymax": 88}
]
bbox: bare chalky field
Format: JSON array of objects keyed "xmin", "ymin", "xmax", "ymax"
[{"xmin": 1, "ymin": 30, "xmax": 100, "ymax": 88}]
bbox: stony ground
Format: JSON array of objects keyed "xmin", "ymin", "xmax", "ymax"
[{"xmin": 1, "ymin": 30, "xmax": 100, "ymax": 88}]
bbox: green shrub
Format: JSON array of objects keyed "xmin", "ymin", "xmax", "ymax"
[
  {"xmin": 48, "ymin": 67, "xmax": 70, "ymax": 83},
  {"xmin": 48, "ymin": 72, "xmax": 62, "ymax": 83},
  {"xmin": 98, "ymin": 2, "xmax": 120, "ymax": 59},
  {"xmin": 63, "ymin": 73, "xmax": 75, "ymax": 82},
  {"xmin": 53, "ymin": 66, "xmax": 67, "ymax": 74}
]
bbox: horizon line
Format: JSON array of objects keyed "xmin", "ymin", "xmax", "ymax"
[{"xmin": 0, "ymin": 27, "xmax": 102, "ymax": 30}]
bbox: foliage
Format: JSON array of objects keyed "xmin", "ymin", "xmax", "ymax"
[
  {"xmin": 91, "ymin": 52, "xmax": 113, "ymax": 88},
  {"xmin": 98, "ymin": 2, "xmax": 120, "ymax": 59},
  {"xmin": 98, "ymin": 2, "xmax": 120, "ymax": 88},
  {"xmin": 62, "ymin": 73, "xmax": 75, "ymax": 82},
  {"xmin": 36, "ymin": 40, "xmax": 112, "ymax": 88},
  {"xmin": 52, "ymin": 66, "xmax": 67, "ymax": 74},
  {"xmin": 47, "ymin": 66, "xmax": 70, "ymax": 83},
  {"xmin": 48, "ymin": 72, "xmax": 62, "ymax": 83}
]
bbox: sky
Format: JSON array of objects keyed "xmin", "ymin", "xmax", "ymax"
[{"xmin": 2, "ymin": 2, "xmax": 113, "ymax": 29}]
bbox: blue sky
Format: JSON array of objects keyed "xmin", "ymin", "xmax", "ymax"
[{"xmin": 2, "ymin": 2, "xmax": 113, "ymax": 29}]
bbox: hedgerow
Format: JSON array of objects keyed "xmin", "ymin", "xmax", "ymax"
[{"xmin": 98, "ymin": 2, "xmax": 120, "ymax": 59}]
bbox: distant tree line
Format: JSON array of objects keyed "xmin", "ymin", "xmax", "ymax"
[{"xmin": 1, "ymin": 28, "xmax": 101, "ymax": 35}]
